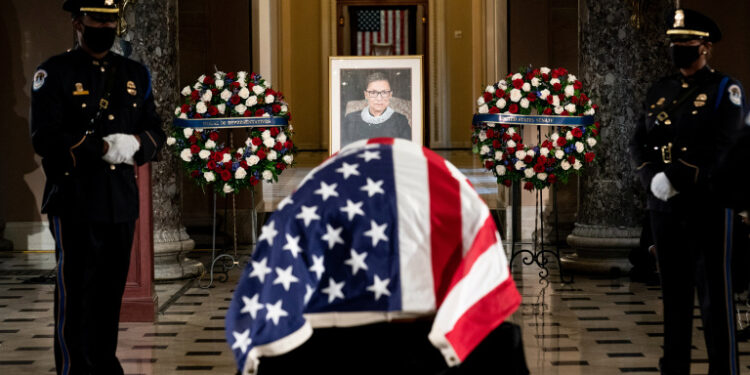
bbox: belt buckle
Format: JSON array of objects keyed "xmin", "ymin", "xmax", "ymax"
[
  {"xmin": 656, "ymin": 111, "xmax": 670, "ymax": 124},
  {"xmin": 99, "ymin": 98, "xmax": 109, "ymax": 109},
  {"xmin": 661, "ymin": 142, "xmax": 673, "ymax": 164}
]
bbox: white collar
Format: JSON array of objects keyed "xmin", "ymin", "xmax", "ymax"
[{"xmin": 360, "ymin": 106, "xmax": 394, "ymax": 125}]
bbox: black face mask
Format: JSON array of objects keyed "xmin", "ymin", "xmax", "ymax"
[
  {"xmin": 670, "ymin": 44, "xmax": 701, "ymax": 69},
  {"xmin": 82, "ymin": 25, "xmax": 116, "ymax": 53}
]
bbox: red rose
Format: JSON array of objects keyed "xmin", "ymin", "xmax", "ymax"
[
  {"xmin": 220, "ymin": 170, "xmax": 231, "ymax": 181},
  {"xmin": 502, "ymin": 179, "xmax": 512, "ymax": 187},
  {"xmin": 230, "ymin": 81, "xmax": 240, "ymax": 90},
  {"xmin": 277, "ymin": 162, "xmax": 286, "ymax": 171},
  {"xmin": 181, "ymin": 104, "xmax": 191, "ymax": 113},
  {"xmin": 190, "ymin": 144, "xmax": 200, "ymax": 154},
  {"xmin": 209, "ymin": 132, "xmax": 220, "ymax": 141},
  {"xmin": 571, "ymin": 96, "xmax": 579, "ymax": 104},
  {"xmin": 230, "ymin": 95, "xmax": 241, "ymax": 105},
  {"xmin": 188, "ymin": 135, "xmax": 197, "ymax": 144},
  {"xmin": 485, "ymin": 160, "xmax": 494, "ymax": 169},
  {"xmin": 284, "ymin": 140, "xmax": 293, "ymax": 149},
  {"xmin": 527, "ymin": 92, "xmax": 536, "ymax": 101},
  {"xmin": 190, "ymin": 90, "xmax": 200, "ymax": 101},
  {"xmin": 274, "ymin": 142, "xmax": 282, "ymax": 151},
  {"xmin": 525, "ymin": 72, "xmax": 534, "ymax": 80},
  {"xmin": 492, "ymin": 139, "xmax": 501, "ymax": 150},
  {"xmin": 542, "ymin": 73, "xmax": 549, "ymax": 81},
  {"xmin": 585, "ymin": 152, "xmax": 595, "ymax": 163},
  {"xmin": 483, "ymin": 92, "xmax": 493, "ymax": 103},
  {"xmin": 543, "ymin": 107, "xmax": 552, "ymax": 115},
  {"xmin": 538, "ymin": 155, "xmax": 547, "ymax": 164},
  {"xmin": 250, "ymin": 176, "xmax": 259, "ymax": 186},
  {"xmin": 561, "ymin": 111, "xmax": 569, "ymax": 116},
  {"xmin": 556, "ymin": 137, "xmax": 566, "ymax": 147},
  {"xmin": 486, "ymin": 129, "xmax": 495, "ymax": 138},
  {"xmin": 546, "ymin": 96, "xmax": 554, "ymax": 105},
  {"xmin": 227, "ymin": 72, "xmax": 236, "ymax": 80},
  {"xmin": 190, "ymin": 170, "xmax": 199, "ymax": 178},
  {"xmin": 257, "ymin": 149, "xmax": 266, "ymax": 160},
  {"xmin": 548, "ymin": 174, "xmax": 557, "ymax": 184},
  {"xmin": 270, "ymin": 127, "xmax": 280, "ymax": 136},
  {"xmin": 512, "ymin": 79, "xmax": 524, "ymax": 89},
  {"xmin": 574, "ymin": 80, "xmax": 582, "ymax": 90},
  {"xmin": 512, "ymin": 133, "xmax": 521, "ymax": 142},
  {"xmin": 266, "ymin": 89, "xmax": 276, "ymax": 97},
  {"xmin": 594, "ymin": 121, "xmax": 601, "ymax": 129},
  {"xmin": 533, "ymin": 163, "xmax": 545, "ymax": 173},
  {"xmin": 524, "ymin": 155, "xmax": 533, "ymax": 164},
  {"xmin": 502, "ymin": 133, "xmax": 511, "ymax": 141},
  {"xmin": 571, "ymin": 128, "xmax": 583, "ymax": 138},
  {"xmin": 524, "ymin": 182, "xmax": 534, "ymax": 191},
  {"xmin": 507, "ymin": 162, "xmax": 514, "ymax": 170},
  {"xmin": 507, "ymin": 147, "xmax": 515, "ymax": 154},
  {"xmin": 240, "ymin": 160, "xmax": 248, "ymax": 168},
  {"xmin": 495, "ymin": 89, "xmax": 504, "ymax": 98},
  {"xmin": 255, "ymin": 109, "xmax": 265, "ymax": 116},
  {"xmin": 208, "ymin": 106, "xmax": 218, "ymax": 116},
  {"xmin": 553, "ymin": 83, "xmax": 562, "ymax": 92},
  {"xmin": 259, "ymin": 127, "xmax": 266, "ymax": 132},
  {"xmin": 207, "ymin": 160, "xmax": 217, "ymax": 170},
  {"xmin": 203, "ymin": 76, "xmax": 214, "ymax": 85},
  {"xmin": 244, "ymin": 110, "xmax": 252, "ymax": 117},
  {"xmin": 211, "ymin": 88, "xmax": 218, "ymax": 95},
  {"xmin": 567, "ymin": 155, "xmax": 576, "ymax": 163},
  {"xmin": 542, "ymin": 140, "xmax": 552, "ymax": 148},
  {"xmin": 501, "ymin": 124, "xmax": 509, "ymax": 129},
  {"xmin": 251, "ymin": 137, "xmax": 261, "ymax": 146},
  {"xmin": 580, "ymin": 94, "xmax": 589, "ymax": 103},
  {"xmin": 488, "ymin": 106, "xmax": 500, "ymax": 114},
  {"xmin": 592, "ymin": 104, "xmax": 599, "ymax": 110},
  {"xmin": 508, "ymin": 104, "xmax": 519, "ymax": 114},
  {"xmin": 272, "ymin": 104, "xmax": 281, "ymax": 114},
  {"xmin": 194, "ymin": 113, "xmax": 203, "ymax": 119},
  {"xmin": 592, "ymin": 128, "xmax": 599, "ymax": 136}
]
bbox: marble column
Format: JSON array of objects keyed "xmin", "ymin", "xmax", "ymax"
[
  {"xmin": 119, "ymin": 0, "xmax": 202, "ymax": 279},
  {"xmin": 563, "ymin": 0, "xmax": 672, "ymax": 273}
]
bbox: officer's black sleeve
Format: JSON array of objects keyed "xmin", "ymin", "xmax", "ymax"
[
  {"xmin": 629, "ymin": 94, "xmax": 658, "ymax": 190},
  {"xmin": 30, "ymin": 62, "xmax": 104, "ymax": 176},
  {"xmin": 664, "ymin": 79, "xmax": 746, "ymax": 192},
  {"xmin": 133, "ymin": 67, "xmax": 165, "ymax": 166}
]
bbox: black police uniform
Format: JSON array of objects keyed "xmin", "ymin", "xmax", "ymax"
[
  {"xmin": 629, "ymin": 9, "xmax": 746, "ymax": 375},
  {"xmin": 29, "ymin": 2, "xmax": 165, "ymax": 374}
]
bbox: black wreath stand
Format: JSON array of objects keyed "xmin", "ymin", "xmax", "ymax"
[{"xmin": 507, "ymin": 124, "xmax": 573, "ymax": 284}]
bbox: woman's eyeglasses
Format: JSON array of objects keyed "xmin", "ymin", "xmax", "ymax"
[{"xmin": 365, "ymin": 90, "xmax": 392, "ymax": 98}]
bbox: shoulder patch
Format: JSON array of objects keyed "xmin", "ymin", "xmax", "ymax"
[
  {"xmin": 728, "ymin": 84, "xmax": 742, "ymax": 106},
  {"xmin": 32, "ymin": 69, "xmax": 48, "ymax": 91}
]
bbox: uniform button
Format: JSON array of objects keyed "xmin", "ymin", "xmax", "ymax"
[
  {"xmin": 92, "ymin": 60, "xmax": 100, "ymax": 66},
  {"xmin": 108, "ymin": 114, "xmax": 115, "ymax": 120},
  {"xmin": 692, "ymin": 110, "xmax": 698, "ymax": 115},
  {"xmin": 64, "ymin": 172, "xmax": 70, "ymax": 176},
  {"xmin": 82, "ymin": 103, "xmax": 87, "ymax": 108},
  {"xmin": 132, "ymin": 102, "xmax": 137, "ymax": 108},
  {"xmin": 100, "ymin": 67, "xmax": 106, "ymax": 73},
  {"xmin": 681, "ymin": 147, "xmax": 687, "ymax": 151},
  {"xmin": 110, "ymin": 165, "xmax": 116, "ymax": 170},
  {"xmin": 682, "ymin": 82, "xmax": 689, "ymax": 88}
]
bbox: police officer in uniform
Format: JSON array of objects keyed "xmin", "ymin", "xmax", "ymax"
[
  {"xmin": 629, "ymin": 9, "xmax": 746, "ymax": 375},
  {"xmin": 29, "ymin": 1, "xmax": 165, "ymax": 374}
]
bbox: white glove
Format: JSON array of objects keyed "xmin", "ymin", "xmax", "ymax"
[
  {"xmin": 102, "ymin": 133, "xmax": 140, "ymax": 165},
  {"xmin": 650, "ymin": 172, "xmax": 679, "ymax": 202}
]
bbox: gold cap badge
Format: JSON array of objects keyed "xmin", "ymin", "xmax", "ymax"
[{"xmin": 674, "ymin": 10, "xmax": 685, "ymax": 28}]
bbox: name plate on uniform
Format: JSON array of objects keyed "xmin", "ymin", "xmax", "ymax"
[
  {"xmin": 472, "ymin": 114, "xmax": 594, "ymax": 127},
  {"xmin": 173, "ymin": 116, "xmax": 289, "ymax": 129}
]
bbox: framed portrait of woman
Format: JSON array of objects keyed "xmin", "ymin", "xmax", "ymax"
[{"xmin": 329, "ymin": 56, "xmax": 423, "ymax": 154}]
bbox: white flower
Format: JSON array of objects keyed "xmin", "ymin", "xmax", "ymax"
[
  {"xmin": 565, "ymin": 103, "xmax": 577, "ymax": 113},
  {"xmin": 196, "ymin": 102, "xmax": 207, "ymax": 114},
  {"xmin": 555, "ymin": 149, "xmax": 565, "ymax": 159},
  {"xmin": 550, "ymin": 78, "xmax": 560, "ymax": 85},
  {"xmin": 568, "ymin": 74, "xmax": 577, "ymax": 82},
  {"xmin": 205, "ymin": 139, "xmax": 216, "ymax": 149},
  {"xmin": 197, "ymin": 74, "xmax": 206, "ymax": 83},
  {"xmin": 520, "ymin": 98, "xmax": 530, "ymax": 109},
  {"xmin": 198, "ymin": 150, "xmax": 211, "ymax": 160},
  {"xmin": 220, "ymin": 89, "xmax": 232, "ymax": 101},
  {"xmin": 552, "ymin": 95, "xmax": 560, "ymax": 107},
  {"xmin": 265, "ymin": 94, "xmax": 275, "ymax": 104},
  {"xmin": 515, "ymin": 150, "xmax": 526, "ymax": 159},
  {"xmin": 261, "ymin": 130, "xmax": 272, "ymax": 140},
  {"xmin": 507, "ymin": 140, "xmax": 516, "ymax": 148},
  {"xmin": 526, "ymin": 149, "xmax": 536, "ymax": 157},
  {"xmin": 565, "ymin": 131, "xmax": 574, "ymax": 140},
  {"xmin": 277, "ymin": 132, "xmax": 287, "ymax": 144},
  {"xmin": 195, "ymin": 129, "xmax": 203, "ymax": 133},
  {"xmin": 166, "ymin": 137, "xmax": 176, "ymax": 146},
  {"xmin": 201, "ymin": 90, "xmax": 212, "ymax": 102},
  {"xmin": 522, "ymin": 82, "xmax": 531, "ymax": 92},
  {"xmin": 223, "ymin": 184, "xmax": 234, "ymax": 194},
  {"xmin": 497, "ymin": 98, "xmax": 507, "ymax": 109},
  {"xmin": 179, "ymin": 113, "xmax": 188, "ymax": 119},
  {"xmin": 477, "ymin": 96, "xmax": 486, "ymax": 106},
  {"xmin": 540, "ymin": 67, "xmax": 551, "ymax": 74},
  {"xmin": 478, "ymin": 104, "xmax": 489, "ymax": 114},
  {"xmin": 539, "ymin": 89, "xmax": 550, "ymax": 100},
  {"xmin": 235, "ymin": 168, "xmax": 247, "ymax": 179},
  {"xmin": 494, "ymin": 151, "xmax": 503, "ymax": 160},
  {"xmin": 181, "ymin": 86, "xmax": 191, "ymax": 96},
  {"xmin": 281, "ymin": 105, "xmax": 288, "ymax": 112},
  {"xmin": 245, "ymin": 138, "xmax": 251, "ymax": 146},
  {"xmin": 561, "ymin": 160, "xmax": 571, "ymax": 170},
  {"xmin": 264, "ymin": 80, "xmax": 271, "ymax": 88},
  {"xmin": 246, "ymin": 96, "xmax": 258, "ymax": 107},
  {"xmin": 235, "ymin": 104, "xmax": 247, "ymax": 114},
  {"xmin": 217, "ymin": 103, "xmax": 226, "ymax": 114},
  {"xmin": 531, "ymin": 77, "xmax": 540, "ymax": 87},
  {"xmin": 238, "ymin": 71, "xmax": 247, "ymax": 81},
  {"xmin": 485, "ymin": 85, "xmax": 496, "ymax": 94},
  {"xmin": 262, "ymin": 170, "xmax": 273, "ymax": 181},
  {"xmin": 524, "ymin": 168, "xmax": 535, "ymax": 178},
  {"xmin": 480, "ymin": 145, "xmax": 490, "ymax": 155},
  {"xmin": 575, "ymin": 142, "xmax": 584, "ymax": 153},
  {"xmin": 511, "ymin": 73, "xmax": 523, "ymax": 80},
  {"xmin": 203, "ymin": 171, "xmax": 215, "ymax": 182},
  {"xmin": 550, "ymin": 133, "xmax": 559, "ymax": 142},
  {"xmin": 268, "ymin": 150, "xmax": 278, "ymax": 161},
  {"xmin": 496, "ymin": 165, "xmax": 506, "ymax": 176},
  {"xmin": 498, "ymin": 80, "xmax": 508, "ymax": 90},
  {"xmin": 478, "ymin": 131, "xmax": 487, "ymax": 142},
  {"xmin": 236, "ymin": 147, "xmax": 244, "ymax": 156},
  {"xmin": 573, "ymin": 159, "xmax": 583, "ymax": 170},
  {"xmin": 214, "ymin": 72, "xmax": 224, "ymax": 81},
  {"xmin": 514, "ymin": 160, "xmax": 526, "ymax": 170},
  {"xmin": 174, "ymin": 107, "xmax": 181, "ymax": 116},
  {"xmin": 250, "ymin": 143, "xmax": 258, "ymax": 152},
  {"xmin": 507, "ymin": 127, "xmax": 516, "ymax": 135},
  {"xmin": 585, "ymin": 107, "xmax": 595, "ymax": 115},
  {"xmin": 246, "ymin": 155, "xmax": 260, "ymax": 166},
  {"xmin": 239, "ymin": 87, "xmax": 250, "ymax": 99},
  {"xmin": 252, "ymin": 85, "xmax": 265, "ymax": 95},
  {"xmin": 554, "ymin": 106, "xmax": 563, "ymax": 114},
  {"xmin": 193, "ymin": 82, "xmax": 202, "ymax": 90},
  {"xmin": 510, "ymin": 89, "xmax": 522, "ymax": 102},
  {"xmin": 215, "ymin": 79, "xmax": 224, "ymax": 89},
  {"xmin": 263, "ymin": 137, "xmax": 275, "ymax": 148},
  {"xmin": 183, "ymin": 128, "xmax": 194, "ymax": 138},
  {"xmin": 222, "ymin": 153, "xmax": 231, "ymax": 163},
  {"xmin": 587, "ymin": 137, "xmax": 597, "ymax": 147},
  {"xmin": 283, "ymin": 154, "xmax": 293, "ymax": 164},
  {"xmin": 540, "ymin": 147, "xmax": 549, "ymax": 157},
  {"xmin": 537, "ymin": 173, "xmax": 548, "ymax": 181},
  {"xmin": 180, "ymin": 148, "xmax": 192, "ymax": 162},
  {"xmin": 564, "ymin": 85, "xmax": 575, "ymax": 97}
]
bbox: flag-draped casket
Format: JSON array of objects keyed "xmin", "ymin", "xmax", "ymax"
[{"xmin": 225, "ymin": 138, "xmax": 521, "ymax": 373}]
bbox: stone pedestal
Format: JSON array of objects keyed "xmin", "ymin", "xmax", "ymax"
[
  {"xmin": 121, "ymin": 0, "xmax": 202, "ymax": 280},
  {"xmin": 563, "ymin": 0, "xmax": 672, "ymax": 273}
]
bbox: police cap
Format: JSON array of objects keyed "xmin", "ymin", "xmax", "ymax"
[
  {"xmin": 666, "ymin": 8, "xmax": 722, "ymax": 43},
  {"xmin": 63, "ymin": 0, "xmax": 119, "ymax": 22}
]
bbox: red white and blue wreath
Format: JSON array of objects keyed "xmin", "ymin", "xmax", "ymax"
[
  {"xmin": 472, "ymin": 66, "xmax": 601, "ymax": 190},
  {"xmin": 167, "ymin": 71, "xmax": 296, "ymax": 195}
]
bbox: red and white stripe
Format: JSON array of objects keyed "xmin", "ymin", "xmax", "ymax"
[{"xmin": 356, "ymin": 10, "xmax": 409, "ymax": 56}]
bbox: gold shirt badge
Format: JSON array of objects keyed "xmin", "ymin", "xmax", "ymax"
[
  {"xmin": 694, "ymin": 93, "xmax": 707, "ymax": 108},
  {"xmin": 126, "ymin": 81, "xmax": 137, "ymax": 96}
]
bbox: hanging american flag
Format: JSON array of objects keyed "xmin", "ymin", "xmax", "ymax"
[
  {"xmin": 355, "ymin": 9, "xmax": 410, "ymax": 56},
  {"xmin": 225, "ymin": 138, "xmax": 521, "ymax": 374}
]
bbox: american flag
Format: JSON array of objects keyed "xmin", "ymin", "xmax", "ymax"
[
  {"xmin": 356, "ymin": 9, "xmax": 410, "ymax": 56},
  {"xmin": 225, "ymin": 138, "xmax": 521, "ymax": 373}
]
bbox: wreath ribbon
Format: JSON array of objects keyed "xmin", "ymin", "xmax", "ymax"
[
  {"xmin": 174, "ymin": 116, "xmax": 289, "ymax": 129},
  {"xmin": 472, "ymin": 114, "xmax": 594, "ymax": 127}
]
